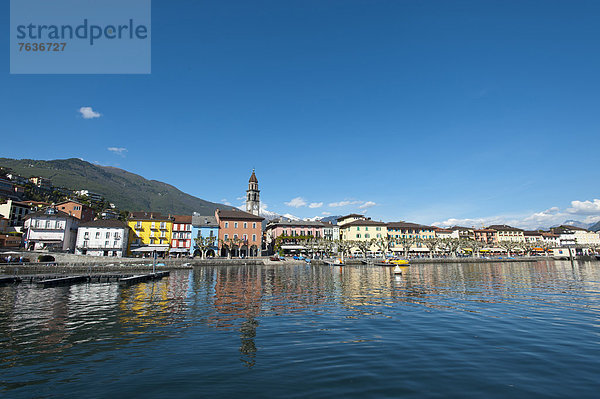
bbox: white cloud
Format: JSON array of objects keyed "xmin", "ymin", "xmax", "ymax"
[
  {"xmin": 329, "ymin": 200, "xmax": 361, "ymax": 207},
  {"xmin": 322, "ymin": 211, "xmax": 332, "ymax": 216},
  {"xmin": 433, "ymin": 198, "xmax": 600, "ymax": 230},
  {"xmin": 221, "ymin": 198, "xmax": 232, "ymax": 206},
  {"xmin": 567, "ymin": 199, "xmax": 600, "ymax": 215},
  {"xmin": 309, "ymin": 202, "xmax": 323, "ymax": 209},
  {"xmin": 359, "ymin": 201, "xmax": 377, "ymax": 209},
  {"xmin": 236, "ymin": 196, "xmax": 246, "ymax": 201},
  {"xmin": 285, "ymin": 197, "xmax": 307, "ymax": 208},
  {"xmin": 107, "ymin": 147, "xmax": 127, "ymax": 157},
  {"xmin": 79, "ymin": 107, "xmax": 101, "ymax": 119}
]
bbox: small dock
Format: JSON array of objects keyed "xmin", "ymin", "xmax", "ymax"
[
  {"xmin": 0, "ymin": 271, "xmax": 171, "ymax": 288},
  {"xmin": 118, "ymin": 271, "xmax": 170, "ymax": 286},
  {"xmin": 37, "ymin": 276, "xmax": 88, "ymax": 287},
  {"xmin": 0, "ymin": 276, "xmax": 22, "ymax": 285}
]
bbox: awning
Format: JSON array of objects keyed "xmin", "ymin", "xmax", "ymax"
[
  {"xmin": 169, "ymin": 248, "xmax": 189, "ymax": 253},
  {"xmin": 131, "ymin": 246, "xmax": 169, "ymax": 253},
  {"xmin": 281, "ymin": 245, "xmax": 306, "ymax": 250}
]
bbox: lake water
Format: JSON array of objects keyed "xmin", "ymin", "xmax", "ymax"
[{"xmin": 1, "ymin": 260, "xmax": 599, "ymax": 398}]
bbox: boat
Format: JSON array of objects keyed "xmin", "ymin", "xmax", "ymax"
[
  {"xmin": 325, "ymin": 258, "xmax": 345, "ymax": 266},
  {"xmin": 372, "ymin": 259, "xmax": 410, "ymax": 267},
  {"xmin": 393, "ymin": 265, "xmax": 402, "ymax": 275}
]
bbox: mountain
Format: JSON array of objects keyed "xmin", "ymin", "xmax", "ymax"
[
  {"xmin": 562, "ymin": 220, "xmax": 591, "ymax": 229},
  {"xmin": 589, "ymin": 221, "xmax": 600, "ymax": 232},
  {"xmin": 0, "ymin": 158, "xmax": 232, "ymax": 215}
]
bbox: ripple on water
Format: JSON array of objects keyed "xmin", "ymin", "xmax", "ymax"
[{"xmin": 1, "ymin": 261, "xmax": 599, "ymax": 398}]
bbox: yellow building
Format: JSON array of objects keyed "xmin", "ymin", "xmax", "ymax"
[
  {"xmin": 339, "ymin": 219, "xmax": 388, "ymax": 254},
  {"xmin": 127, "ymin": 211, "xmax": 174, "ymax": 256}
]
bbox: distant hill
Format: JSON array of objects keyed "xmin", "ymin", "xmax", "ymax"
[
  {"xmin": 589, "ymin": 221, "xmax": 600, "ymax": 232},
  {"xmin": 0, "ymin": 158, "xmax": 232, "ymax": 215}
]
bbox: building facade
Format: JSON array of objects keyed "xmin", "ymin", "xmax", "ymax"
[
  {"xmin": 54, "ymin": 200, "xmax": 95, "ymax": 222},
  {"xmin": 75, "ymin": 220, "xmax": 129, "ymax": 257},
  {"xmin": 0, "ymin": 199, "xmax": 30, "ymax": 227},
  {"xmin": 191, "ymin": 213, "xmax": 219, "ymax": 257},
  {"xmin": 488, "ymin": 225, "xmax": 525, "ymax": 243},
  {"xmin": 216, "ymin": 209, "xmax": 264, "ymax": 257},
  {"xmin": 171, "ymin": 215, "xmax": 192, "ymax": 256},
  {"xmin": 23, "ymin": 207, "xmax": 79, "ymax": 251},
  {"xmin": 127, "ymin": 212, "xmax": 174, "ymax": 256}
]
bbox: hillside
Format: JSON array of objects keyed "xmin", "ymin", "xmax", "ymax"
[
  {"xmin": 589, "ymin": 221, "xmax": 600, "ymax": 232},
  {"xmin": 0, "ymin": 158, "xmax": 232, "ymax": 215}
]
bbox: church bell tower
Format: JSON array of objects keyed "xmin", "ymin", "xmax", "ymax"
[{"xmin": 246, "ymin": 169, "xmax": 260, "ymax": 216}]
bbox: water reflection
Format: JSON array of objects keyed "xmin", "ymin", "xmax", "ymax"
[{"xmin": 1, "ymin": 260, "xmax": 599, "ymax": 390}]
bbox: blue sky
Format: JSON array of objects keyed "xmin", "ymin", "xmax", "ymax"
[{"xmin": 2, "ymin": 0, "xmax": 600, "ymax": 228}]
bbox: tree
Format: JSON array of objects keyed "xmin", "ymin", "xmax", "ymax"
[
  {"xmin": 194, "ymin": 235, "xmax": 216, "ymax": 259},
  {"xmin": 335, "ymin": 239, "xmax": 352, "ymax": 262},
  {"xmin": 468, "ymin": 239, "xmax": 485, "ymax": 258},
  {"xmin": 499, "ymin": 240, "xmax": 521, "ymax": 257},
  {"xmin": 374, "ymin": 237, "xmax": 391, "ymax": 258},
  {"xmin": 422, "ymin": 238, "xmax": 441, "ymax": 258},
  {"xmin": 354, "ymin": 239, "xmax": 374, "ymax": 259},
  {"xmin": 397, "ymin": 236, "xmax": 415, "ymax": 258},
  {"xmin": 440, "ymin": 238, "xmax": 461, "ymax": 258}
]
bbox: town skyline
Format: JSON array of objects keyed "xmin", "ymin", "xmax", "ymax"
[{"xmin": 2, "ymin": 1, "xmax": 599, "ymax": 229}]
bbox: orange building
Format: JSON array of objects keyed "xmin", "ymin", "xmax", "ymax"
[
  {"xmin": 54, "ymin": 200, "xmax": 95, "ymax": 222},
  {"xmin": 216, "ymin": 209, "xmax": 264, "ymax": 257}
]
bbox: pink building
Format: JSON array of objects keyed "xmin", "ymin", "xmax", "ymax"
[{"xmin": 265, "ymin": 220, "xmax": 326, "ymax": 253}]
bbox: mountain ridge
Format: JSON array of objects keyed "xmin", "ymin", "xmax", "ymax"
[{"xmin": 0, "ymin": 157, "xmax": 233, "ymax": 215}]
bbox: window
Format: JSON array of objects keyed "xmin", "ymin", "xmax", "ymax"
[
  {"xmin": 106, "ymin": 232, "xmax": 111, "ymax": 238},
  {"xmin": 377, "ymin": 234, "xmax": 381, "ymax": 238},
  {"xmin": 224, "ymin": 234, "xmax": 229, "ymax": 240},
  {"xmin": 252, "ymin": 234, "xmax": 256, "ymax": 242},
  {"xmin": 150, "ymin": 238, "xmax": 155, "ymax": 244},
  {"xmin": 225, "ymin": 222, "xmax": 229, "ymax": 228},
  {"xmin": 234, "ymin": 222, "xmax": 238, "ymax": 228},
  {"xmin": 365, "ymin": 227, "xmax": 369, "ymax": 231},
  {"xmin": 357, "ymin": 227, "xmax": 360, "ymax": 231},
  {"xmin": 243, "ymin": 234, "xmax": 247, "ymax": 241},
  {"xmin": 243, "ymin": 222, "xmax": 247, "ymax": 228},
  {"xmin": 253, "ymin": 223, "xmax": 256, "ymax": 229},
  {"xmin": 114, "ymin": 240, "xmax": 119, "ymax": 247},
  {"xmin": 365, "ymin": 234, "xmax": 370, "ymax": 238},
  {"xmin": 83, "ymin": 241, "xmax": 88, "ymax": 248},
  {"xmin": 74, "ymin": 206, "xmax": 81, "ymax": 211},
  {"xmin": 45, "ymin": 220, "xmax": 51, "ymax": 229},
  {"xmin": 96, "ymin": 232, "xmax": 101, "ymax": 238},
  {"xmin": 105, "ymin": 241, "xmax": 109, "ymax": 247},
  {"xmin": 376, "ymin": 227, "xmax": 381, "ymax": 231},
  {"xmin": 234, "ymin": 234, "xmax": 238, "ymax": 239},
  {"xmin": 356, "ymin": 234, "xmax": 361, "ymax": 238},
  {"xmin": 84, "ymin": 231, "xmax": 89, "ymax": 237}
]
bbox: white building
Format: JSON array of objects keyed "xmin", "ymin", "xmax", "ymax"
[
  {"xmin": 75, "ymin": 220, "xmax": 129, "ymax": 257},
  {"xmin": 323, "ymin": 222, "xmax": 340, "ymax": 241},
  {"xmin": 552, "ymin": 226, "xmax": 600, "ymax": 247},
  {"xmin": 75, "ymin": 190, "xmax": 105, "ymax": 204},
  {"xmin": 23, "ymin": 208, "xmax": 79, "ymax": 251},
  {"xmin": 0, "ymin": 199, "xmax": 30, "ymax": 227}
]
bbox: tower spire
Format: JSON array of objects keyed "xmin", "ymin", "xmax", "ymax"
[{"xmin": 246, "ymin": 169, "xmax": 260, "ymax": 216}]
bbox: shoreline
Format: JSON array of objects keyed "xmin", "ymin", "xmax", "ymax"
[{"xmin": 0, "ymin": 253, "xmax": 595, "ymax": 275}]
